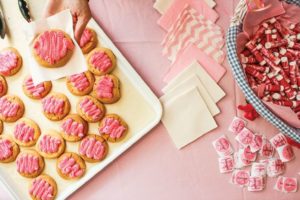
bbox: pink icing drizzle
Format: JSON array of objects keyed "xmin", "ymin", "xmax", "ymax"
[
  {"xmin": 79, "ymin": 137, "xmax": 105, "ymax": 160},
  {"xmin": 80, "ymin": 98, "xmax": 102, "ymax": 120},
  {"xmin": 33, "ymin": 30, "xmax": 74, "ymax": 64},
  {"xmin": 0, "ymin": 139, "xmax": 13, "ymax": 160},
  {"xmin": 69, "ymin": 73, "xmax": 90, "ymax": 91},
  {"xmin": 16, "ymin": 154, "xmax": 40, "ymax": 174},
  {"xmin": 96, "ymin": 76, "xmax": 114, "ymax": 99},
  {"xmin": 90, "ymin": 51, "xmax": 112, "ymax": 72},
  {"xmin": 58, "ymin": 156, "xmax": 84, "ymax": 178},
  {"xmin": 42, "ymin": 96, "xmax": 65, "ymax": 115},
  {"xmin": 14, "ymin": 122, "xmax": 35, "ymax": 143},
  {"xmin": 25, "ymin": 77, "xmax": 45, "ymax": 98},
  {"xmin": 29, "ymin": 178, "xmax": 54, "ymax": 200},
  {"xmin": 61, "ymin": 118, "xmax": 85, "ymax": 138},
  {"xmin": 0, "ymin": 51, "xmax": 18, "ymax": 76},
  {"xmin": 0, "ymin": 97, "xmax": 20, "ymax": 117},
  {"xmin": 79, "ymin": 29, "xmax": 92, "ymax": 47},
  {"xmin": 99, "ymin": 118, "xmax": 126, "ymax": 139},
  {"xmin": 38, "ymin": 135, "xmax": 61, "ymax": 154}
]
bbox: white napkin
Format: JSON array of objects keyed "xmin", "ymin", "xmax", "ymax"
[
  {"xmin": 23, "ymin": 9, "xmax": 88, "ymax": 85},
  {"xmin": 161, "ymin": 87, "xmax": 217, "ymax": 149},
  {"xmin": 162, "ymin": 74, "xmax": 220, "ymax": 116},
  {"xmin": 153, "ymin": 0, "xmax": 175, "ymax": 14},
  {"xmin": 162, "ymin": 61, "xmax": 225, "ymax": 103}
]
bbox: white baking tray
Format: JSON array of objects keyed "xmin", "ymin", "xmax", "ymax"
[{"xmin": 0, "ymin": 18, "xmax": 162, "ymax": 200}]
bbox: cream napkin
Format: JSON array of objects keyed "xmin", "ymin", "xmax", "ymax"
[
  {"xmin": 204, "ymin": 0, "xmax": 217, "ymax": 8},
  {"xmin": 162, "ymin": 74, "xmax": 220, "ymax": 116},
  {"xmin": 161, "ymin": 87, "xmax": 218, "ymax": 149},
  {"xmin": 153, "ymin": 0, "xmax": 175, "ymax": 14},
  {"xmin": 163, "ymin": 61, "xmax": 225, "ymax": 103},
  {"xmin": 23, "ymin": 9, "xmax": 88, "ymax": 85}
]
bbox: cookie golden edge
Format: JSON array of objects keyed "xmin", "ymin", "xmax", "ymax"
[
  {"xmin": 78, "ymin": 134, "xmax": 108, "ymax": 163},
  {"xmin": 0, "ymin": 95, "xmax": 25, "ymax": 123},
  {"xmin": 60, "ymin": 114, "xmax": 89, "ymax": 142},
  {"xmin": 81, "ymin": 28, "xmax": 98, "ymax": 54},
  {"xmin": 0, "ymin": 47, "xmax": 22, "ymax": 76},
  {"xmin": 56, "ymin": 152, "xmax": 86, "ymax": 180},
  {"xmin": 87, "ymin": 47, "xmax": 117, "ymax": 76},
  {"xmin": 98, "ymin": 114, "xmax": 128, "ymax": 143},
  {"xmin": 42, "ymin": 93, "xmax": 71, "ymax": 121},
  {"xmin": 36, "ymin": 130, "xmax": 66, "ymax": 159},
  {"xmin": 66, "ymin": 71, "xmax": 95, "ymax": 96},
  {"xmin": 32, "ymin": 30, "xmax": 74, "ymax": 68},
  {"xmin": 0, "ymin": 135, "xmax": 20, "ymax": 163},
  {"xmin": 13, "ymin": 118, "xmax": 41, "ymax": 147},
  {"xmin": 16, "ymin": 149, "xmax": 44, "ymax": 178},
  {"xmin": 22, "ymin": 75, "xmax": 52, "ymax": 100},
  {"xmin": 29, "ymin": 174, "xmax": 57, "ymax": 200}
]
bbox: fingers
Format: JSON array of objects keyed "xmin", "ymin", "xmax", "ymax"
[{"xmin": 74, "ymin": 14, "xmax": 91, "ymax": 43}]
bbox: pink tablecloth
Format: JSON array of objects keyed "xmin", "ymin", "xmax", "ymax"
[{"xmin": 1, "ymin": 0, "xmax": 299, "ymax": 199}]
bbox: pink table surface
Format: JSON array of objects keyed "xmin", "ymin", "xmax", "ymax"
[{"xmin": 1, "ymin": 0, "xmax": 300, "ymax": 200}]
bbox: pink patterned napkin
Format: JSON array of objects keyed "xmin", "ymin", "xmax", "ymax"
[
  {"xmin": 161, "ymin": 4, "xmax": 225, "ymax": 63},
  {"xmin": 163, "ymin": 44, "xmax": 226, "ymax": 83},
  {"xmin": 158, "ymin": 0, "xmax": 219, "ymax": 31}
]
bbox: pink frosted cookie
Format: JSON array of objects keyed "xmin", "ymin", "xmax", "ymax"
[
  {"xmin": 33, "ymin": 30, "xmax": 75, "ymax": 68},
  {"xmin": 42, "ymin": 93, "xmax": 71, "ymax": 121},
  {"xmin": 0, "ymin": 75, "xmax": 7, "ymax": 97},
  {"xmin": 87, "ymin": 47, "xmax": 116, "ymax": 76},
  {"xmin": 0, "ymin": 47, "xmax": 22, "ymax": 76},
  {"xmin": 23, "ymin": 76, "xmax": 52, "ymax": 100},
  {"xmin": 0, "ymin": 95, "xmax": 25, "ymax": 122},
  {"xmin": 0, "ymin": 135, "xmax": 20, "ymax": 163},
  {"xmin": 79, "ymin": 134, "xmax": 108, "ymax": 162},
  {"xmin": 76, "ymin": 95, "xmax": 105, "ymax": 123},
  {"xmin": 56, "ymin": 152, "xmax": 86, "ymax": 180},
  {"xmin": 98, "ymin": 114, "xmax": 128, "ymax": 143},
  {"xmin": 36, "ymin": 131, "xmax": 65, "ymax": 159},
  {"xmin": 80, "ymin": 28, "xmax": 98, "ymax": 54},
  {"xmin": 13, "ymin": 118, "xmax": 41, "ymax": 147},
  {"xmin": 66, "ymin": 71, "xmax": 95, "ymax": 96},
  {"xmin": 60, "ymin": 114, "xmax": 88, "ymax": 142},
  {"xmin": 29, "ymin": 174, "xmax": 57, "ymax": 200},
  {"xmin": 91, "ymin": 74, "xmax": 121, "ymax": 104},
  {"xmin": 16, "ymin": 150, "xmax": 44, "ymax": 178}
]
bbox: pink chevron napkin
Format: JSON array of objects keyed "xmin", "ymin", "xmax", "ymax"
[
  {"xmin": 158, "ymin": 0, "xmax": 219, "ymax": 31},
  {"xmin": 161, "ymin": 4, "xmax": 225, "ymax": 63},
  {"xmin": 163, "ymin": 44, "xmax": 226, "ymax": 83}
]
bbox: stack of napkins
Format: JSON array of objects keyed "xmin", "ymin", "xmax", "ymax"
[
  {"xmin": 154, "ymin": 0, "xmax": 227, "ymax": 149},
  {"xmin": 160, "ymin": 61, "xmax": 225, "ymax": 149}
]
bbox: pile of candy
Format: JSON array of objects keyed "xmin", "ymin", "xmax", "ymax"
[
  {"xmin": 212, "ymin": 117, "xmax": 298, "ymax": 192},
  {"xmin": 240, "ymin": 17, "xmax": 300, "ymax": 119}
]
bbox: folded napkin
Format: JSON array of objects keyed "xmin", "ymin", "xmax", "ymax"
[
  {"xmin": 153, "ymin": 0, "xmax": 175, "ymax": 14},
  {"xmin": 163, "ymin": 44, "xmax": 226, "ymax": 83},
  {"xmin": 162, "ymin": 74, "xmax": 220, "ymax": 116},
  {"xmin": 158, "ymin": 0, "xmax": 219, "ymax": 31},
  {"xmin": 23, "ymin": 10, "xmax": 87, "ymax": 84},
  {"xmin": 161, "ymin": 4, "xmax": 225, "ymax": 63},
  {"xmin": 161, "ymin": 87, "xmax": 218, "ymax": 149},
  {"xmin": 163, "ymin": 60, "xmax": 225, "ymax": 103}
]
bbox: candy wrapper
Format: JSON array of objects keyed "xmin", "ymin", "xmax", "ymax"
[
  {"xmin": 274, "ymin": 176, "xmax": 298, "ymax": 193},
  {"xmin": 23, "ymin": 9, "xmax": 88, "ymax": 84},
  {"xmin": 212, "ymin": 135, "xmax": 233, "ymax": 157},
  {"xmin": 248, "ymin": 176, "xmax": 264, "ymax": 192},
  {"xmin": 228, "ymin": 117, "xmax": 247, "ymax": 134},
  {"xmin": 230, "ymin": 170, "xmax": 250, "ymax": 187}
]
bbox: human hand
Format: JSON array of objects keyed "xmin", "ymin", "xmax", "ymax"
[{"xmin": 43, "ymin": 0, "xmax": 92, "ymax": 42}]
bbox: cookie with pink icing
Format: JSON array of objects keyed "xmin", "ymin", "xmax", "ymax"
[
  {"xmin": 98, "ymin": 114, "xmax": 128, "ymax": 143},
  {"xmin": 33, "ymin": 30, "xmax": 75, "ymax": 68},
  {"xmin": 0, "ymin": 47, "xmax": 22, "ymax": 76},
  {"xmin": 79, "ymin": 134, "xmax": 108, "ymax": 163},
  {"xmin": 0, "ymin": 135, "xmax": 20, "ymax": 163},
  {"xmin": 23, "ymin": 75, "xmax": 52, "ymax": 100},
  {"xmin": 16, "ymin": 150, "xmax": 44, "ymax": 178},
  {"xmin": 56, "ymin": 152, "xmax": 86, "ymax": 180},
  {"xmin": 60, "ymin": 114, "xmax": 88, "ymax": 142},
  {"xmin": 91, "ymin": 74, "xmax": 121, "ymax": 104},
  {"xmin": 0, "ymin": 95, "xmax": 25, "ymax": 122},
  {"xmin": 36, "ymin": 131, "xmax": 65, "ymax": 159},
  {"xmin": 29, "ymin": 174, "xmax": 57, "ymax": 200},
  {"xmin": 87, "ymin": 47, "xmax": 116, "ymax": 76},
  {"xmin": 80, "ymin": 28, "xmax": 98, "ymax": 54},
  {"xmin": 13, "ymin": 118, "xmax": 41, "ymax": 147},
  {"xmin": 0, "ymin": 75, "xmax": 7, "ymax": 97},
  {"xmin": 42, "ymin": 93, "xmax": 71, "ymax": 121},
  {"xmin": 66, "ymin": 71, "xmax": 95, "ymax": 96},
  {"xmin": 76, "ymin": 95, "xmax": 105, "ymax": 123},
  {"xmin": 0, "ymin": 120, "xmax": 3, "ymax": 134}
]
